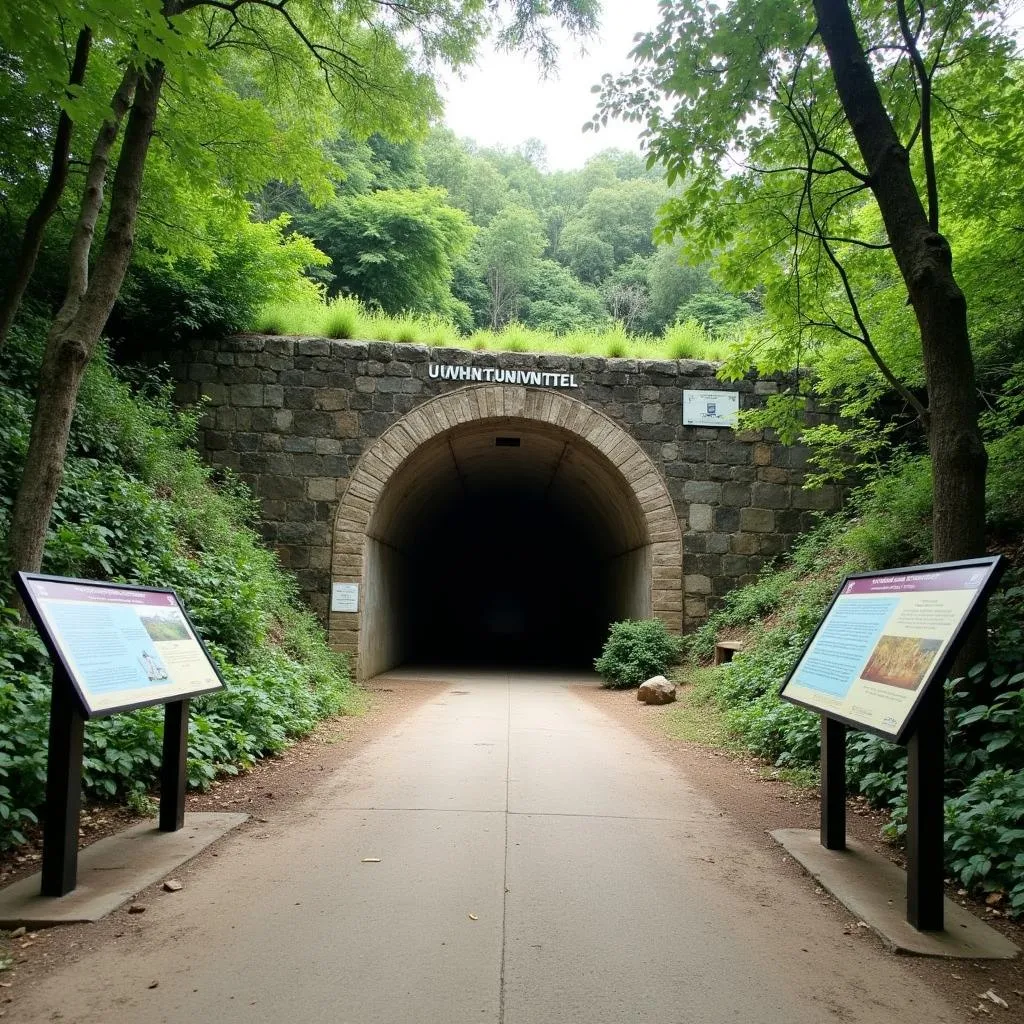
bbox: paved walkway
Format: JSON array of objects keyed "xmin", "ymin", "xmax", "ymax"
[{"xmin": 17, "ymin": 670, "xmax": 960, "ymax": 1023}]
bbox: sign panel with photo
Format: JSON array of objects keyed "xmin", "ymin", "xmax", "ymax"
[
  {"xmin": 682, "ymin": 389, "xmax": 740, "ymax": 428},
  {"xmin": 779, "ymin": 558, "xmax": 1003, "ymax": 742},
  {"xmin": 16, "ymin": 574, "xmax": 225, "ymax": 717}
]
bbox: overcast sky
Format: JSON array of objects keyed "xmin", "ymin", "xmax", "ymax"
[{"xmin": 440, "ymin": 0, "xmax": 663, "ymax": 170}]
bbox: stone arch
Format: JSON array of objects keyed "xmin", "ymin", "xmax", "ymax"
[{"xmin": 330, "ymin": 384, "xmax": 683, "ymax": 677}]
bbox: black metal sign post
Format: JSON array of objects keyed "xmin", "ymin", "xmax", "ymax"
[
  {"xmin": 40, "ymin": 667, "xmax": 86, "ymax": 898},
  {"xmin": 779, "ymin": 556, "xmax": 1005, "ymax": 934},
  {"xmin": 159, "ymin": 700, "xmax": 190, "ymax": 832},
  {"xmin": 906, "ymin": 684, "xmax": 945, "ymax": 930},
  {"xmin": 14, "ymin": 572, "xmax": 227, "ymax": 898},
  {"xmin": 819, "ymin": 716, "xmax": 847, "ymax": 851}
]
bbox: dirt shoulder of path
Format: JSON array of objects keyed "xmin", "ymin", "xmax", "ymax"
[
  {"xmin": 576, "ymin": 683, "xmax": 1024, "ymax": 1022},
  {"xmin": 0, "ymin": 678, "xmax": 444, "ymax": 1011}
]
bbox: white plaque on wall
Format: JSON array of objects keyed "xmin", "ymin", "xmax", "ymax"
[
  {"xmin": 331, "ymin": 583, "xmax": 359, "ymax": 613},
  {"xmin": 683, "ymin": 389, "xmax": 740, "ymax": 428}
]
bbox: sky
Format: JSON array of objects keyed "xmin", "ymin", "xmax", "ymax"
[{"xmin": 440, "ymin": 0, "xmax": 664, "ymax": 171}]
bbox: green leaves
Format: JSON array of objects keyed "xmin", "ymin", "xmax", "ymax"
[
  {"xmin": 0, "ymin": 325, "xmax": 353, "ymax": 850},
  {"xmin": 594, "ymin": 619, "xmax": 683, "ymax": 689},
  {"xmin": 300, "ymin": 187, "xmax": 474, "ymax": 315}
]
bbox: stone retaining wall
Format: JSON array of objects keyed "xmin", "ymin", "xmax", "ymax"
[{"xmin": 170, "ymin": 336, "xmax": 841, "ymax": 626}]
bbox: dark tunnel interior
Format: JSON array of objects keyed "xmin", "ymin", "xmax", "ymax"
[
  {"xmin": 405, "ymin": 488, "xmax": 609, "ymax": 668},
  {"xmin": 359, "ymin": 420, "xmax": 653, "ymax": 678}
]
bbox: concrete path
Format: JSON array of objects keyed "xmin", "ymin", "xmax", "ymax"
[{"xmin": 15, "ymin": 670, "xmax": 962, "ymax": 1023}]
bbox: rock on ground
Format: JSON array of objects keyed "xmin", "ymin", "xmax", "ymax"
[{"xmin": 637, "ymin": 676, "xmax": 676, "ymax": 705}]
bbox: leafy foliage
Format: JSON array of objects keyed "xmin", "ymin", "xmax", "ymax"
[
  {"xmin": 595, "ymin": 619, "xmax": 683, "ymax": 689},
  {"xmin": 0, "ymin": 322, "xmax": 354, "ymax": 849},
  {"xmin": 680, "ymin": 455, "xmax": 1024, "ymax": 913},
  {"xmin": 297, "ymin": 188, "xmax": 474, "ymax": 318}
]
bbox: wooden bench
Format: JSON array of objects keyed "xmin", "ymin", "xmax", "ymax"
[{"xmin": 713, "ymin": 640, "xmax": 744, "ymax": 665}]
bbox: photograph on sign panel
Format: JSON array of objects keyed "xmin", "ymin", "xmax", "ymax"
[
  {"xmin": 860, "ymin": 635, "xmax": 942, "ymax": 690},
  {"xmin": 139, "ymin": 608, "xmax": 192, "ymax": 642}
]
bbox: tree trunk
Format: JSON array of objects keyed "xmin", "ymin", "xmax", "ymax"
[
  {"xmin": 6, "ymin": 63, "xmax": 165, "ymax": 581},
  {"xmin": 56, "ymin": 65, "xmax": 140, "ymax": 332},
  {"xmin": 0, "ymin": 28, "xmax": 92, "ymax": 349},
  {"xmin": 813, "ymin": 0, "xmax": 988, "ymax": 666}
]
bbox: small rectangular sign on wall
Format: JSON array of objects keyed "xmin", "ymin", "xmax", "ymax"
[
  {"xmin": 331, "ymin": 583, "xmax": 359, "ymax": 613},
  {"xmin": 683, "ymin": 389, "xmax": 740, "ymax": 427}
]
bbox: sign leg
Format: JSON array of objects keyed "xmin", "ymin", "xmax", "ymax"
[
  {"xmin": 41, "ymin": 671, "xmax": 85, "ymax": 897},
  {"xmin": 820, "ymin": 716, "xmax": 847, "ymax": 850},
  {"xmin": 907, "ymin": 686, "xmax": 945, "ymax": 930},
  {"xmin": 159, "ymin": 699, "xmax": 189, "ymax": 832}
]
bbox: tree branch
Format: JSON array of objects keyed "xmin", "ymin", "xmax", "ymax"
[{"xmin": 896, "ymin": 0, "xmax": 939, "ymax": 231}]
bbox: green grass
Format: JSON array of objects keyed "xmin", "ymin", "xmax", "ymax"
[
  {"xmin": 255, "ymin": 296, "xmax": 737, "ymax": 362},
  {"xmin": 660, "ymin": 665, "xmax": 734, "ymax": 747}
]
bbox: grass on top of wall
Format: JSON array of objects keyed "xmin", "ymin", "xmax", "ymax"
[{"xmin": 255, "ymin": 296, "xmax": 737, "ymax": 363}]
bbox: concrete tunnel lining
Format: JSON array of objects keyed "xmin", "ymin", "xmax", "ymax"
[{"xmin": 330, "ymin": 385, "xmax": 684, "ymax": 680}]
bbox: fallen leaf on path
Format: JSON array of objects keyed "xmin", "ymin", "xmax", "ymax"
[
  {"xmin": 148, "ymin": 981, "xmax": 159, "ymax": 990},
  {"xmin": 128, "ymin": 904, "xmax": 146, "ymax": 914},
  {"xmin": 163, "ymin": 879, "xmax": 184, "ymax": 893},
  {"xmin": 468, "ymin": 914, "xmax": 478, "ymax": 921},
  {"xmin": 361, "ymin": 858, "xmax": 381, "ymax": 863}
]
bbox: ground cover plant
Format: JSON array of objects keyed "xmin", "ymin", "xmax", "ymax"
[
  {"xmin": 0, "ymin": 319, "xmax": 356, "ymax": 850},
  {"xmin": 678, "ymin": 457, "xmax": 1024, "ymax": 915}
]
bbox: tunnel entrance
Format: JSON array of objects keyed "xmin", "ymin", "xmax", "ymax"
[
  {"xmin": 331, "ymin": 386, "xmax": 683, "ymax": 680},
  {"xmin": 361, "ymin": 418, "xmax": 653, "ymax": 676}
]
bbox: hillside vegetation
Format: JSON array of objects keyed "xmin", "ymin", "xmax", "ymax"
[
  {"xmin": 0, "ymin": 320, "xmax": 356, "ymax": 849},
  {"xmin": 677, "ymin": 452, "xmax": 1024, "ymax": 917}
]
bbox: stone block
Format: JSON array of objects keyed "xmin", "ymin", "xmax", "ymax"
[
  {"xmin": 739, "ymin": 507, "xmax": 775, "ymax": 533},
  {"xmin": 722, "ymin": 554, "xmax": 748, "ymax": 577},
  {"xmin": 751, "ymin": 482, "xmax": 790, "ymax": 509},
  {"xmin": 792, "ymin": 484, "xmax": 839, "ymax": 510},
  {"xmin": 753, "ymin": 442, "xmax": 772, "ymax": 466},
  {"xmin": 307, "ymin": 477, "xmax": 339, "ymax": 501},
  {"xmin": 706, "ymin": 533, "xmax": 730, "ymax": 554},
  {"xmin": 682, "ymin": 480, "xmax": 722, "ymax": 504},
  {"xmin": 368, "ymin": 342, "xmax": 394, "ymax": 362},
  {"xmin": 684, "ymin": 574, "xmax": 712, "ymax": 595},
  {"xmin": 707, "ymin": 440, "xmax": 751, "ymax": 466},
  {"xmin": 689, "ymin": 504, "xmax": 713, "ymax": 532},
  {"xmin": 730, "ymin": 532, "xmax": 758, "ymax": 555},
  {"xmin": 641, "ymin": 403, "xmax": 664, "ymax": 424},
  {"xmin": 722, "ymin": 482, "xmax": 751, "ymax": 507},
  {"xmin": 259, "ymin": 475, "xmax": 305, "ymax": 500},
  {"xmin": 714, "ymin": 506, "xmax": 740, "ymax": 533},
  {"xmin": 315, "ymin": 389, "xmax": 349, "ymax": 411},
  {"xmin": 199, "ymin": 382, "xmax": 228, "ymax": 404},
  {"xmin": 759, "ymin": 466, "xmax": 790, "ymax": 485}
]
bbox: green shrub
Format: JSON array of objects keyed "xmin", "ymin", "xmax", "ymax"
[{"xmin": 595, "ymin": 619, "xmax": 683, "ymax": 688}]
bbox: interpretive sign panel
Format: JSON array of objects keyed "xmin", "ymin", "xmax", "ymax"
[
  {"xmin": 780, "ymin": 558, "xmax": 1003, "ymax": 743},
  {"xmin": 15, "ymin": 574, "xmax": 224, "ymax": 718},
  {"xmin": 331, "ymin": 582, "xmax": 359, "ymax": 613},
  {"xmin": 683, "ymin": 389, "xmax": 740, "ymax": 427}
]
